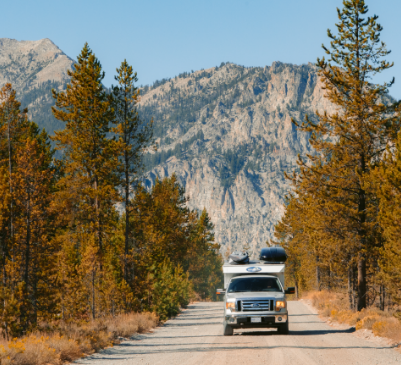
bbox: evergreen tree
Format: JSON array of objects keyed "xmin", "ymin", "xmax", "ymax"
[
  {"xmin": 149, "ymin": 259, "xmax": 192, "ymax": 320},
  {"xmin": 0, "ymin": 84, "xmax": 30, "ymax": 295},
  {"xmin": 12, "ymin": 138, "xmax": 57, "ymax": 332},
  {"xmin": 376, "ymin": 133, "xmax": 401, "ymax": 304},
  {"xmin": 111, "ymin": 60, "xmax": 153, "ymax": 286},
  {"xmin": 51, "ymin": 43, "xmax": 121, "ymax": 319},
  {"xmin": 186, "ymin": 208, "xmax": 222, "ymax": 300},
  {"xmin": 0, "ymin": 84, "xmax": 57, "ymax": 337},
  {"xmin": 130, "ymin": 176, "xmax": 223, "ymax": 313},
  {"xmin": 291, "ymin": 0, "xmax": 400, "ymax": 310}
]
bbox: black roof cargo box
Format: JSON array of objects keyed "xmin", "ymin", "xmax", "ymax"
[{"xmin": 259, "ymin": 246, "xmax": 287, "ymax": 263}]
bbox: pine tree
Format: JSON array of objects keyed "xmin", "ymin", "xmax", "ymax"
[
  {"xmin": 12, "ymin": 137, "xmax": 57, "ymax": 331},
  {"xmin": 52, "ymin": 43, "xmax": 121, "ymax": 319},
  {"xmin": 111, "ymin": 60, "xmax": 153, "ymax": 286},
  {"xmin": 186, "ymin": 208, "xmax": 222, "ymax": 300},
  {"xmin": 0, "ymin": 84, "xmax": 30, "ymax": 292},
  {"xmin": 149, "ymin": 259, "xmax": 192, "ymax": 320},
  {"xmin": 375, "ymin": 133, "xmax": 401, "ymax": 304},
  {"xmin": 291, "ymin": 0, "xmax": 400, "ymax": 310},
  {"xmin": 130, "ymin": 176, "xmax": 222, "ymax": 307},
  {"xmin": 0, "ymin": 84, "xmax": 58, "ymax": 336}
]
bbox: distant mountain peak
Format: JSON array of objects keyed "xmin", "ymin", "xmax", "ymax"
[
  {"xmin": 0, "ymin": 37, "xmax": 74, "ymax": 89},
  {"xmin": 0, "ymin": 38, "xmax": 74, "ymax": 133}
]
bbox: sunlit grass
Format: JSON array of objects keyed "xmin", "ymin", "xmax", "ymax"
[
  {"xmin": 304, "ymin": 291, "xmax": 401, "ymax": 345},
  {"xmin": 0, "ymin": 312, "xmax": 158, "ymax": 365}
]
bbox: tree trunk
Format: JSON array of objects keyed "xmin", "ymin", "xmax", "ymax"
[
  {"xmin": 94, "ymin": 176, "xmax": 102, "ymax": 253},
  {"xmin": 7, "ymin": 116, "xmax": 14, "ymax": 267},
  {"xmin": 327, "ymin": 265, "xmax": 332, "ymax": 291},
  {"xmin": 92, "ymin": 270, "xmax": 96, "ymax": 320},
  {"xmin": 24, "ymin": 197, "xmax": 31, "ymax": 287},
  {"xmin": 21, "ymin": 196, "xmax": 31, "ymax": 332},
  {"xmin": 353, "ymin": 267, "xmax": 357, "ymax": 309},
  {"xmin": 357, "ymin": 149, "xmax": 367, "ymax": 310},
  {"xmin": 316, "ymin": 255, "xmax": 321, "ymax": 291},
  {"xmin": 348, "ymin": 266, "xmax": 353, "ymax": 310},
  {"xmin": 379, "ymin": 285, "xmax": 385, "ymax": 311},
  {"xmin": 357, "ymin": 256, "xmax": 366, "ymax": 311},
  {"xmin": 124, "ymin": 153, "xmax": 129, "ymax": 283}
]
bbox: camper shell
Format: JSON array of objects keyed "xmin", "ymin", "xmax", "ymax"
[{"xmin": 223, "ymin": 261, "xmax": 285, "ymax": 289}]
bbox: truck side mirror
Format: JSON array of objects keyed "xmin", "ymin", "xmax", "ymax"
[
  {"xmin": 216, "ymin": 289, "xmax": 226, "ymax": 295},
  {"xmin": 285, "ymin": 287, "xmax": 295, "ymax": 295}
]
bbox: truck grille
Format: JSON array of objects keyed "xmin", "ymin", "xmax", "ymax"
[{"xmin": 239, "ymin": 300, "xmax": 273, "ymax": 311}]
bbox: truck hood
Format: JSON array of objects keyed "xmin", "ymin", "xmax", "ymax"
[{"xmin": 226, "ymin": 291, "xmax": 285, "ymax": 300}]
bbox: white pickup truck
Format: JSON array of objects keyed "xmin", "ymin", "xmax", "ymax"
[{"xmin": 216, "ymin": 247, "xmax": 294, "ymax": 336}]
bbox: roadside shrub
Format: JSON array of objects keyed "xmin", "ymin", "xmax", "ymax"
[
  {"xmin": 304, "ymin": 290, "xmax": 401, "ymax": 345},
  {"xmin": 372, "ymin": 318, "xmax": 401, "ymax": 342},
  {"xmin": 46, "ymin": 335, "xmax": 82, "ymax": 362},
  {"xmin": 356, "ymin": 315, "xmax": 381, "ymax": 330},
  {"xmin": 0, "ymin": 311, "xmax": 158, "ymax": 365},
  {"xmin": 0, "ymin": 335, "xmax": 59, "ymax": 365}
]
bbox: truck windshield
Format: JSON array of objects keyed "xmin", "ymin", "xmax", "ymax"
[{"xmin": 227, "ymin": 277, "xmax": 282, "ymax": 293}]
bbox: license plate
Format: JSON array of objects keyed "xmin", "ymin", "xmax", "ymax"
[{"xmin": 251, "ymin": 317, "xmax": 262, "ymax": 323}]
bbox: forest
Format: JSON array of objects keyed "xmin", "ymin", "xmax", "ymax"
[
  {"xmin": 0, "ymin": 44, "xmax": 223, "ymax": 340},
  {"xmin": 273, "ymin": 0, "xmax": 401, "ymax": 312}
]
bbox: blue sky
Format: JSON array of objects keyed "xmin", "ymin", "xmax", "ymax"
[{"xmin": 3, "ymin": 0, "xmax": 401, "ymax": 98}]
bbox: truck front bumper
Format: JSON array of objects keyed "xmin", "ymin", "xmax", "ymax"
[{"xmin": 225, "ymin": 313, "xmax": 287, "ymax": 328}]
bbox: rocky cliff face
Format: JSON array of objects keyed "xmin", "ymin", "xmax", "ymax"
[
  {"xmin": 0, "ymin": 38, "xmax": 74, "ymax": 133},
  {"xmin": 138, "ymin": 62, "xmax": 336, "ymax": 258}
]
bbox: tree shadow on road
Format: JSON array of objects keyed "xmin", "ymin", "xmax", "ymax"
[
  {"xmin": 81, "ymin": 341, "xmax": 393, "ymax": 359},
  {"xmin": 172, "ymin": 316, "xmax": 221, "ymax": 320},
  {"xmin": 163, "ymin": 322, "xmax": 221, "ymax": 327},
  {"xmin": 289, "ymin": 313, "xmax": 319, "ymax": 316},
  {"xmin": 238, "ymin": 327, "xmax": 355, "ymax": 336}
]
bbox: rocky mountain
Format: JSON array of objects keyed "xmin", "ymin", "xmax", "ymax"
[
  {"xmin": 0, "ymin": 38, "xmax": 73, "ymax": 133},
  {"xmin": 0, "ymin": 38, "xmax": 337, "ymax": 257},
  {"xmin": 138, "ymin": 62, "xmax": 336, "ymax": 258}
]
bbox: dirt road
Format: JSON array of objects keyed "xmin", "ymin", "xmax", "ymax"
[{"xmin": 77, "ymin": 301, "xmax": 400, "ymax": 365}]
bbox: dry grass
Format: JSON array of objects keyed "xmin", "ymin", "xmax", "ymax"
[
  {"xmin": 0, "ymin": 312, "xmax": 158, "ymax": 365},
  {"xmin": 304, "ymin": 291, "xmax": 401, "ymax": 345}
]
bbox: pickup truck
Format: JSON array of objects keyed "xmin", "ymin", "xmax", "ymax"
[{"xmin": 216, "ymin": 247, "xmax": 294, "ymax": 336}]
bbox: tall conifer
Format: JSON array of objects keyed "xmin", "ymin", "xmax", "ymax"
[
  {"xmin": 290, "ymin": 0, "xmax": 400, "ymax": 309},
  {"xmin": 112, "ymin": 60, "xmax": 153, "ymax": 285},
  {"xmin": 376, "ymin": 133, "xmax": 401, "ymax": 304},
  {"xmin": 52, "ymin": 44, "xmax": 120, "ymax": 319}
]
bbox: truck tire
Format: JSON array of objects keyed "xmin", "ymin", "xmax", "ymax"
[
  {"xmin": 223, "ymin": 321, "xmax": 234, "ymax": 336},
  {"xmin": 278, "ymin": 320, "xmax": 289, "ymax": 334}
]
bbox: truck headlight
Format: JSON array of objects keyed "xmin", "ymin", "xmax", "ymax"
[
  {"xmin": 275, "ymin": 300, "xmax": 286, "ymax": 311},
  {"xmin": 226, "ymin": 302, "xmax": 235, "ymax": 310}
]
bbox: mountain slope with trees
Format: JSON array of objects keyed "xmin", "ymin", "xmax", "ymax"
[{"xmin": 138, "ymin": 62, "xmax": 336, "ymax": 256}]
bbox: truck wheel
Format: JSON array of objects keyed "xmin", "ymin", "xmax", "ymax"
[
  {"xmin": 223, "ymin": 321, "xmax": 234, "ymax": 336},
  {"xmin": 278, "ymin": 320, "xmax": 289, "ymax": 334}
]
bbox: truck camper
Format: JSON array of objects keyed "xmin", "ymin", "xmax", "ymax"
[{"xmin": 216, "ymin": 247, "xmax": 295, "ymax": 336}]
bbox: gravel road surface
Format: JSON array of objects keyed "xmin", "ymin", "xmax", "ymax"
[{"xmin": 77, "ymin": 301, "xmax": 400, "ymax": 365}]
